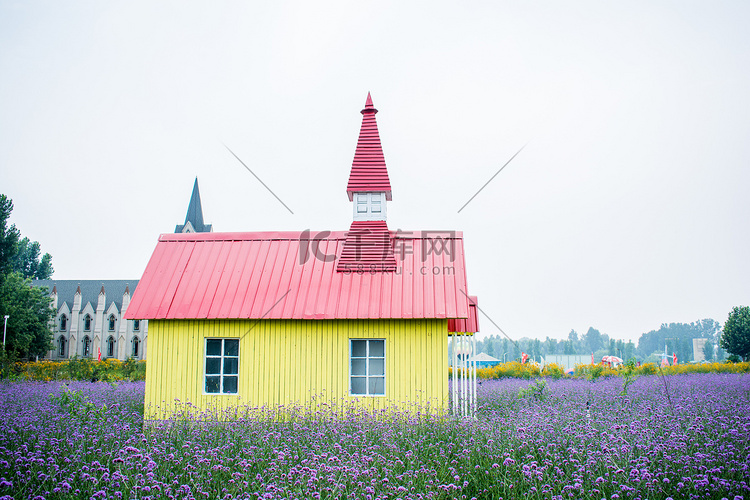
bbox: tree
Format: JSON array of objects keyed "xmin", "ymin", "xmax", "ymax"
[
  {"xmin": 485, "ymin": 335, "xmax": 495, "ymax": 357},
  {"xmin": 702, "ymin": 340, "xmax": 714, "ymax": 361},
  {"xmin": 0, "ymin": 195, "xmax": 20, "ymax": 278},
  {"xmin": 721, "ymin": 306, "xmax": 750, "ymax": 361},
  {"xmin": 583, "ymin": 327, "xmax": 604, "ymax": 354},
  {"xmin": 0, "ymin": 194, "xmax": 55, "ymax": 358},
  {"xmin": 0, "ymin": 273, "xmax": 54, "ymax": 357},
  {"xmin": 13, "ymin": 237, "xmax": 53, "ymax": 279}
]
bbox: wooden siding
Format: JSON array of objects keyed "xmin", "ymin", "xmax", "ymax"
[{"xmin": 144, "ymin": 319, "xmax": 448, "ymax": 419}]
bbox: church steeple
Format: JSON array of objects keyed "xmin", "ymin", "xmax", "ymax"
[
  {"xmin": 346, "ymin": 93, "xmax": 392, "ymax": 209},
  {"xmin": 337, "ymin": 93, "xmax": 397, "ymax": 272},
  {"xmin": 175, "ymin": 177, "xmax": 213, "ymax": 233}
]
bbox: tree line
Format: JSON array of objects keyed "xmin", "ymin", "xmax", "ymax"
[{"xmin": 475, "ymin": 320, "xmax": 729, "ymax": 364}]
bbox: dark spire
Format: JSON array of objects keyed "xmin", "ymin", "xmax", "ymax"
[{"xmin": 175, "ymin": 177, "xmax": 213, "ymax": 233}]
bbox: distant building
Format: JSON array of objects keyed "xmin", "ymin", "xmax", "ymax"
[
  {"xmin": 693, "ymin": 338, "xmax": 708, "ymax": 362},
  {"xmin": 33, "ymin": 280, "xmax": 145, "ymax": 361},
  {"xmin": 469, "ymin": 352, "xmax": 501, "ymax": 368},
  {"xmin": 32, "ymin": 178, "xmax": 213, "ymax": 361}
]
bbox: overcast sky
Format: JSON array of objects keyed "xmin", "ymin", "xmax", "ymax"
[{"xmin": 2, "ymin": 1, "xmax": 749, "ymax": 343}]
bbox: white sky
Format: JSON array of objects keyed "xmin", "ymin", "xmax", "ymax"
[{"xmin": 2, "ymin": 1, "xmax": 749, "ymax": 343}]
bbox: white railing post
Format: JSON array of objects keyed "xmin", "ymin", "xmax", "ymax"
[{"xmin": 451, "ymin": 333, "xmax": 456, "ymax": 415}]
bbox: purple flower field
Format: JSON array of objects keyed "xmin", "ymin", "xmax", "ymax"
[{"xmin": 0, "ymin": 374, "xmax": 748, "ymax": 499}]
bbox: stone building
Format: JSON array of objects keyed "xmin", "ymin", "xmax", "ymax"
[{"xmin": 33, "ymin": 280, "xmax": 145, "ymax": 361}]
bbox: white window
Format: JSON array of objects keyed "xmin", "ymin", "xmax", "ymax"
[
  {"xmin": 132, "ymin": 336, "xmax": 140, "ymax": 357},
  {"xmin": 133, "ymin": 320, "xmax": 140, "ymax": 332},
  {"xmin": 350, "ymin": 339, "xmax": 385, "ymax": 396},
  {"xmin": 83, "ymin": 314, "xmax": 92, "ymax": 332},
  {"xmin": 82, "ymin": 336, "xmax": 91, "ymax": 357},
  {"xmin": 58, "ymin": 336, "xmax": 66, "ymax": 357},
  {"xmin": 60, "ymin": 315, "xmax": 67, "ymax": 332},
  {"xmin": 108, "ymin": 314, "xmax": 116, "ymax": 332},
  {"xmin": 352, "ymin": 192, "xmax": 387, "ymax": 221},
  {"xmin": 204, "ymin": 338, "xmax": 239, "ymax": 394}
]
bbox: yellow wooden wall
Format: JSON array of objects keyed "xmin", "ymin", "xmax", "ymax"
[{"xmin": 144, "ymin": 319, "xmax": 448, "ymax": 419}]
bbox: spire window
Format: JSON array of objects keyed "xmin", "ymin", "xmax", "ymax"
[{"xmin": 353, "ymin": 192, "xmax": 387, "ymax": 221}]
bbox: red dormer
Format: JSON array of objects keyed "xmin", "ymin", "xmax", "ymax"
[{"xmin": 346, "ymin": 93, "xmax": 393, "ymax": 203}]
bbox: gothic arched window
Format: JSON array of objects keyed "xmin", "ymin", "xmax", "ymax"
[
  {"xmin": 108, "ymin": 314, "xmax": 116, "ymax": 332},
  {"xmin": 60, "ymin": 315, "xmax": 67, "ymax": 332},
  {"xmin": 58, "ymin": 336, "xmax": 66, "ymax": 357},
  {"xmin": 106, "ymin": 336, "xmax": 115, "ymax": 358},
  {"xmin": 82, "ymin": 336, "xmax": 91, "ymax": 357},
  {"xmin": 83, "ymin": 314, "xmax": 92, "ymax": 332},
  {"xmin": 132, "ymin": 337, "xmax": 140, "ymax": 358}
]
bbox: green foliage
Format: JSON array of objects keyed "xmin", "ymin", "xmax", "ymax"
[
  {"xmin": 517, "ymin": 378, "xmax": 547, "ymax": 401},
  {"xmin": 49, "ymin": 385, "xmax": 107, "ymax": 420},
  {"xmin": 541, "ymin": 362, "xmax": 564, "ymax": 379},
  {"xmin": 620, "ymin": 359, "xmax": 638, "ymax": 397},
  {"xmin": 0, "ymin": 272, "xmax": 54, "ymax": 357},
  {"xmin": 13, "ymin": 237, "xmax": 53, "ymax": 279},
  {"xmin": 0, "ymin": 194, "xmax": 20, "ymax": 278},
  {"xmin": 702, "ymin": 340, "xmax": 714, "ymax": 361},
  {"xmin": 7, "ymin": 357, "xmax": 147, "ymax": 381},
  {"xmin": 0, "ymin": 348, "xmax": 22, "ymax": 380},
  {"xmin": 0, "ymin": 193, "xmax": 55, "ymax": 358},
  {"xmin": 721, "ymin": 306, "xmax": 750, "ymax": 361}
]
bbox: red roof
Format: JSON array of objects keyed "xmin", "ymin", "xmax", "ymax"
[
  {"xmin": 125, "ymin": 231, "xmax": 471, "ymax": 321},
  {"xmin": 448, "ymin": 296, "xmax": 479, "ymax": 333},
  {"xmin": 346, "ymin": 93, "xmax": 393, "ymax": 201},
  {"xmin": 336, "ymin": 220, "xmax": 397, "ymax": 272}
]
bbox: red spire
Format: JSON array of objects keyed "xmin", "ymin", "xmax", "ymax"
[{"xmin": 346, "ymin": 92, "xmax": 392, "ymax": 201}]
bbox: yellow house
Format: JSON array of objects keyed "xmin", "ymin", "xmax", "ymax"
[{"xmin": 125, "ymin": 94, "xmax": 478, "ymax": 419}]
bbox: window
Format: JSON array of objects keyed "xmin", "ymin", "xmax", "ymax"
[
  {"xmin": 133, "ymin": 320, "xmax": 140, "ymax": 332},
  {"xmin": 204, "ymin": 338, "xmax": 239, "ymax": 394},
  {"xmin": 350, "ymin": 339, "xmax": 385, "ymax": 396},
  {"xmin": 108, "ymin": 315, "xmax": 116, "ymax": 331},
  {"xmin": 83, "ymin": 314, "xmax": 92, "ymax": 332},
  {"xmin": 132, "ymin": 337, "xmax": 140, "ymax": 357},
  {"xmin": 60, "ymin": 315, "xmax": 67, "ymax": 332},
  {"xmin": 106, "ymin": 336, "xmax": 115, "ymax": 358},
  {"xmin": 82, "ymin": 336, "xmax": 91, "ymax": 357},
  {"xmin": 58, "ymin": 336, "xmax": 66, "ymax": 357},
  {"xmin": 352, "ymin": 192, "xmax": 387, "ymax": 221}
]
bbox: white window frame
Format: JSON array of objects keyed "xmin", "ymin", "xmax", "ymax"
[
  {"xmin": 203, "ymin": 338, "xmax": 240, "ymax": 395},
  {"xmin": 108, "ymin": 314, "xmax": 116, "ymax": 332},
  {"xmin": 349, "ymin": 339, "xmax": 386, "ymax": 397},
  {"xmin": 352, "ymin": 192, "xmax": 387, "ymax": 221}
]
